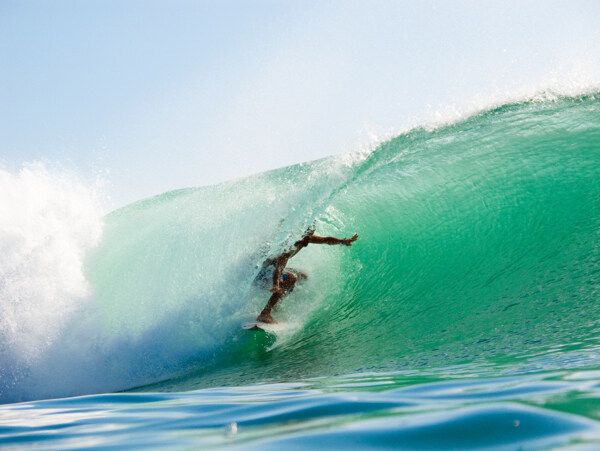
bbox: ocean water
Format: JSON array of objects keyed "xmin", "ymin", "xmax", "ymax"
[{"xmin": 1, "ymin": 93, "xmax": 600, "ymax": 449}]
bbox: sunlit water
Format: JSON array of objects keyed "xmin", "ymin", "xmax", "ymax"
[{"xmin": 1, "ymin": 94, "xmax": 600, "ymax": 449}]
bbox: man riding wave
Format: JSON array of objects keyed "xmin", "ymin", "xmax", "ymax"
[{"xmin": 256, "ymin": 228, "xmax": 358, "ymax": 324}]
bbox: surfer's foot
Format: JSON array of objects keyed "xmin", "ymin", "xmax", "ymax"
[{"xmin": 257, "ymin": 311, "xmax": 278, "ymax": 324}]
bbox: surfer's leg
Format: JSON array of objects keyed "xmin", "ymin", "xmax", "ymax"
[
  {"xmin": 257, "ymin": 292, "xmax": 282, "ymax": 323},
  {"xmin": 257, "ymin": 272, "xmax": 297, "ymax": 323}
]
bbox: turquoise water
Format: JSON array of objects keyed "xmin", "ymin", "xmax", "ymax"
[
  {"xmin": 4, "ymin": 372, "xmax": 600, "ymax": 449},
  {"xmin": 1, "ymin": 94, "xmax": 600, "ymax": 448}
]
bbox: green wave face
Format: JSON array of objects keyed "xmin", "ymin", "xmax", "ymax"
[
  {"xmin": 221, "ymin": 96, "xmax": 599, "ymax": 384},
  {"xmin": 294, "ymin": 96, "xmax": 600, "ymax": 377},
  {"xmin": 73, "ymin": 95, "xmax": 600, "ymax": 396}
]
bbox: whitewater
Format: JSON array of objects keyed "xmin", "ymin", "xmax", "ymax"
[{"xmin": 1, "ymin": 92, "xmax": 600, "ymax": 448}]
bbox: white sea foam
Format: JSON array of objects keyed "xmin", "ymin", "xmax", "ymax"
[{"xmin": 0, "ymin": 164, "xmax": 103, "ymax": 380}]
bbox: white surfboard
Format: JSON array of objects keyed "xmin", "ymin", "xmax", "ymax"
[{"xmin": 242, "ymin": 321, "xmax": 285, "ymax": 334}]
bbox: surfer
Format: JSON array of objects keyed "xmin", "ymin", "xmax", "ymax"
[{"xmin": 256, "ymin": 228, "xmax": 358, "ymax": 324}]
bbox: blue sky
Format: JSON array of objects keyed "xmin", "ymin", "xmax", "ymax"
[{"xmin": 2, "ymin": 0, "xmax": 599, "ymax": 206}]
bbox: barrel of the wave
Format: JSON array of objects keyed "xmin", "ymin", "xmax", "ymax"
[{"xmin": 293, "ymin": 95, "xmax": 600, "ymax": 376}]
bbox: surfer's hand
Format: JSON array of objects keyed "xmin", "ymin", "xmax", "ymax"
[
  {"xmin": 270, "ymin": 286, "xmax": 283, "ymax": 294},
  {"xmin": 342, "ymin": 234, "xmax": 358, "ymax": 246}
]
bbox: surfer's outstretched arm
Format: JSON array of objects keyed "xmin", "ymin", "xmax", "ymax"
[{"xmin": 308, "ymin": 233, "xmax": 358, "ymax": 246}]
